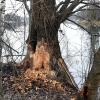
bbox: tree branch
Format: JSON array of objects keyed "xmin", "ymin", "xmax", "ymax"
[
  {"xmin": 81, "ymin": 1, "xmax": 100, "ymax": 8},
  {"xmin": 66, "ymin": 18, "xmax": 92, "ymax": 34},
  {"xmin": 70, "ymin": 1, "xmax": 100, "ymax": 18},
  {"xmin": 71, "ymin": 4, "xmax": 87, "ymax": 14},
  {"xmin": 58, "ymin": 0, "xmax": 70, "ymax": 13},
  {"xmin": 57, "ymin": 0, "xmax": 100, "ymax": 23},
  {"xmin": 1, "ymin": 39, "xmax": 19, "ymax": 54},
  {"xmin": 59, "ymin": 0, "xmax": 81, "ymax": 23},
  {"xmin": 22, "ymin": 0, "xmax": 30, "ymax": 14},
  {"xmin": 56, "ymin": 1, "xmax": 64, "ymax": 10}
]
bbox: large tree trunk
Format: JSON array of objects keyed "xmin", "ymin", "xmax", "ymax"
[
  {"xmin": 25, "ymin": 0, "xmax": 77, "ymax": 90},
  {"xmin": 86, "ymin": 48, "xmax": 100, "ymax": 100}
]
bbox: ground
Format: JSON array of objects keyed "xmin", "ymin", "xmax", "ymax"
[{"xmin": 0, "ymin": 62, "xmax": 78, "ymax": 100}]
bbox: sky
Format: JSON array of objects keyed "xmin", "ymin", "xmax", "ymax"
[
  {"xmin": 59, "ymin": 23, "xmax": 90, "ymax": 87},
  {"xmin": 4, "ymin": 0, "xmax": 92, "ymax": 88}
]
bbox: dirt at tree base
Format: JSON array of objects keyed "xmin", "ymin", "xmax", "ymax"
[{"xmin": 1, "ymin": 68, "xmax": 77, "ymax": 100}]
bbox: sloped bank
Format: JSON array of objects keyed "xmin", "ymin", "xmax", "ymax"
[{"xmin": 1, "ymin": 62, "xmax": 78, "ymax": 100}]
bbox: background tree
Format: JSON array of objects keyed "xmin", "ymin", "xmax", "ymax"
[
  {"xmin": 79, "ymin": 0, "xmax": 100, "ymax": 99},
  {"xmin": 0, "ymin": 0, "xmax": 5, "ymax": 99},
  {"xmin": 75, "ymin": 0, "xmax": 100, "ymax": 77},
  {"xmin": 0, "ymin": 0, "xmax": 5, "ymax": 61}
]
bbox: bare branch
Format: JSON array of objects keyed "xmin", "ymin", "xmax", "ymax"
[
  {"xmin": 56, "ymin": 1, "xmax": 64, "ymax": 10},
  {"xmin": 71, "ymin": 4, "xmax": 87, "ymax": 14},
  {"xmin": 59, "ymin": 0, "xmax": 80, "ymax": 22},
  {"xmin": 1, "ymin": 39, "xmax": 19, "ymax": 54},
  {"xmin": 22, "ymin": 0, "xmax": 30, "ymax": 14},
  {"xmin": 66, "ymin": 18, "xmax": 92, "ymax": 34},
  {"xmin": 71, "ymin": 1, "xmax": 100, "ymax": 15},
  {"xmin": 56, "ymin": 0, "xmax": 100, "ymax": 23},
  {"xmin": 81, "ymin": 1, "xmax": 100, "ymax": 8},
  {"xmin": 58, "ymin": 0, "xmax": 70, "ymax": 13}
]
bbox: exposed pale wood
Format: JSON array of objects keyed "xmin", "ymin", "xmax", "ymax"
[{"xmin": 33, "ymin": 39, "xmax": 50, "ymax": 71}]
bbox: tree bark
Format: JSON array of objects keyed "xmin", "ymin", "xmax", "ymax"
[{"xmin": 86, "ymin": 48, "xmax": 100, "ymax": 100}]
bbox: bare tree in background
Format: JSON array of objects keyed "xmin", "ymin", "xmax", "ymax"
[
  {"xmin": 0, "ymin": 0, "xmax": 5, "ymax": 99},
  {"xmin": 87, "ymin": 0, "xmax": 100, "ymax": 76},
  {"xmin": 0, "ymin": 0, "xmax": 5, "ymax": 61}
]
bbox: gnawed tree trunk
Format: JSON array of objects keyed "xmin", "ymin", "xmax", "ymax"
[{"xmin": 25, "ymin": 0, "xmax": 77, "ymax": 90}]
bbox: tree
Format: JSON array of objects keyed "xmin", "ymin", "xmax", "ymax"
[
  {"xmin": 4, "ymin": 13, "xmax": 25, "ymax": 30},
  {"xmin": 86, "ymin": 48, "xmax": 100, "ymax": 100},
  {"xmin": 0, "ymin": 0, "xmax": 5, "ymax": 61},
  {"xmin": 0, "ymin": 0, "xmax": 5, "ymax": 99},
  {"xmin": 83, "ymin": 1, "xmax": 100, "ymax": 99},
  {"xmin": 76, "ymin": 0, "xmax": 100, "ymax": 75},
  {"xmin": 19, "ymin": 0, "xmax": 100, "ymax": 90}
]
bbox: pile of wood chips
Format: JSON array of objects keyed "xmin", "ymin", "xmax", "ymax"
[{"xmin": 2, "ymin": 68, "xmax": 77, "ymax": 100}]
